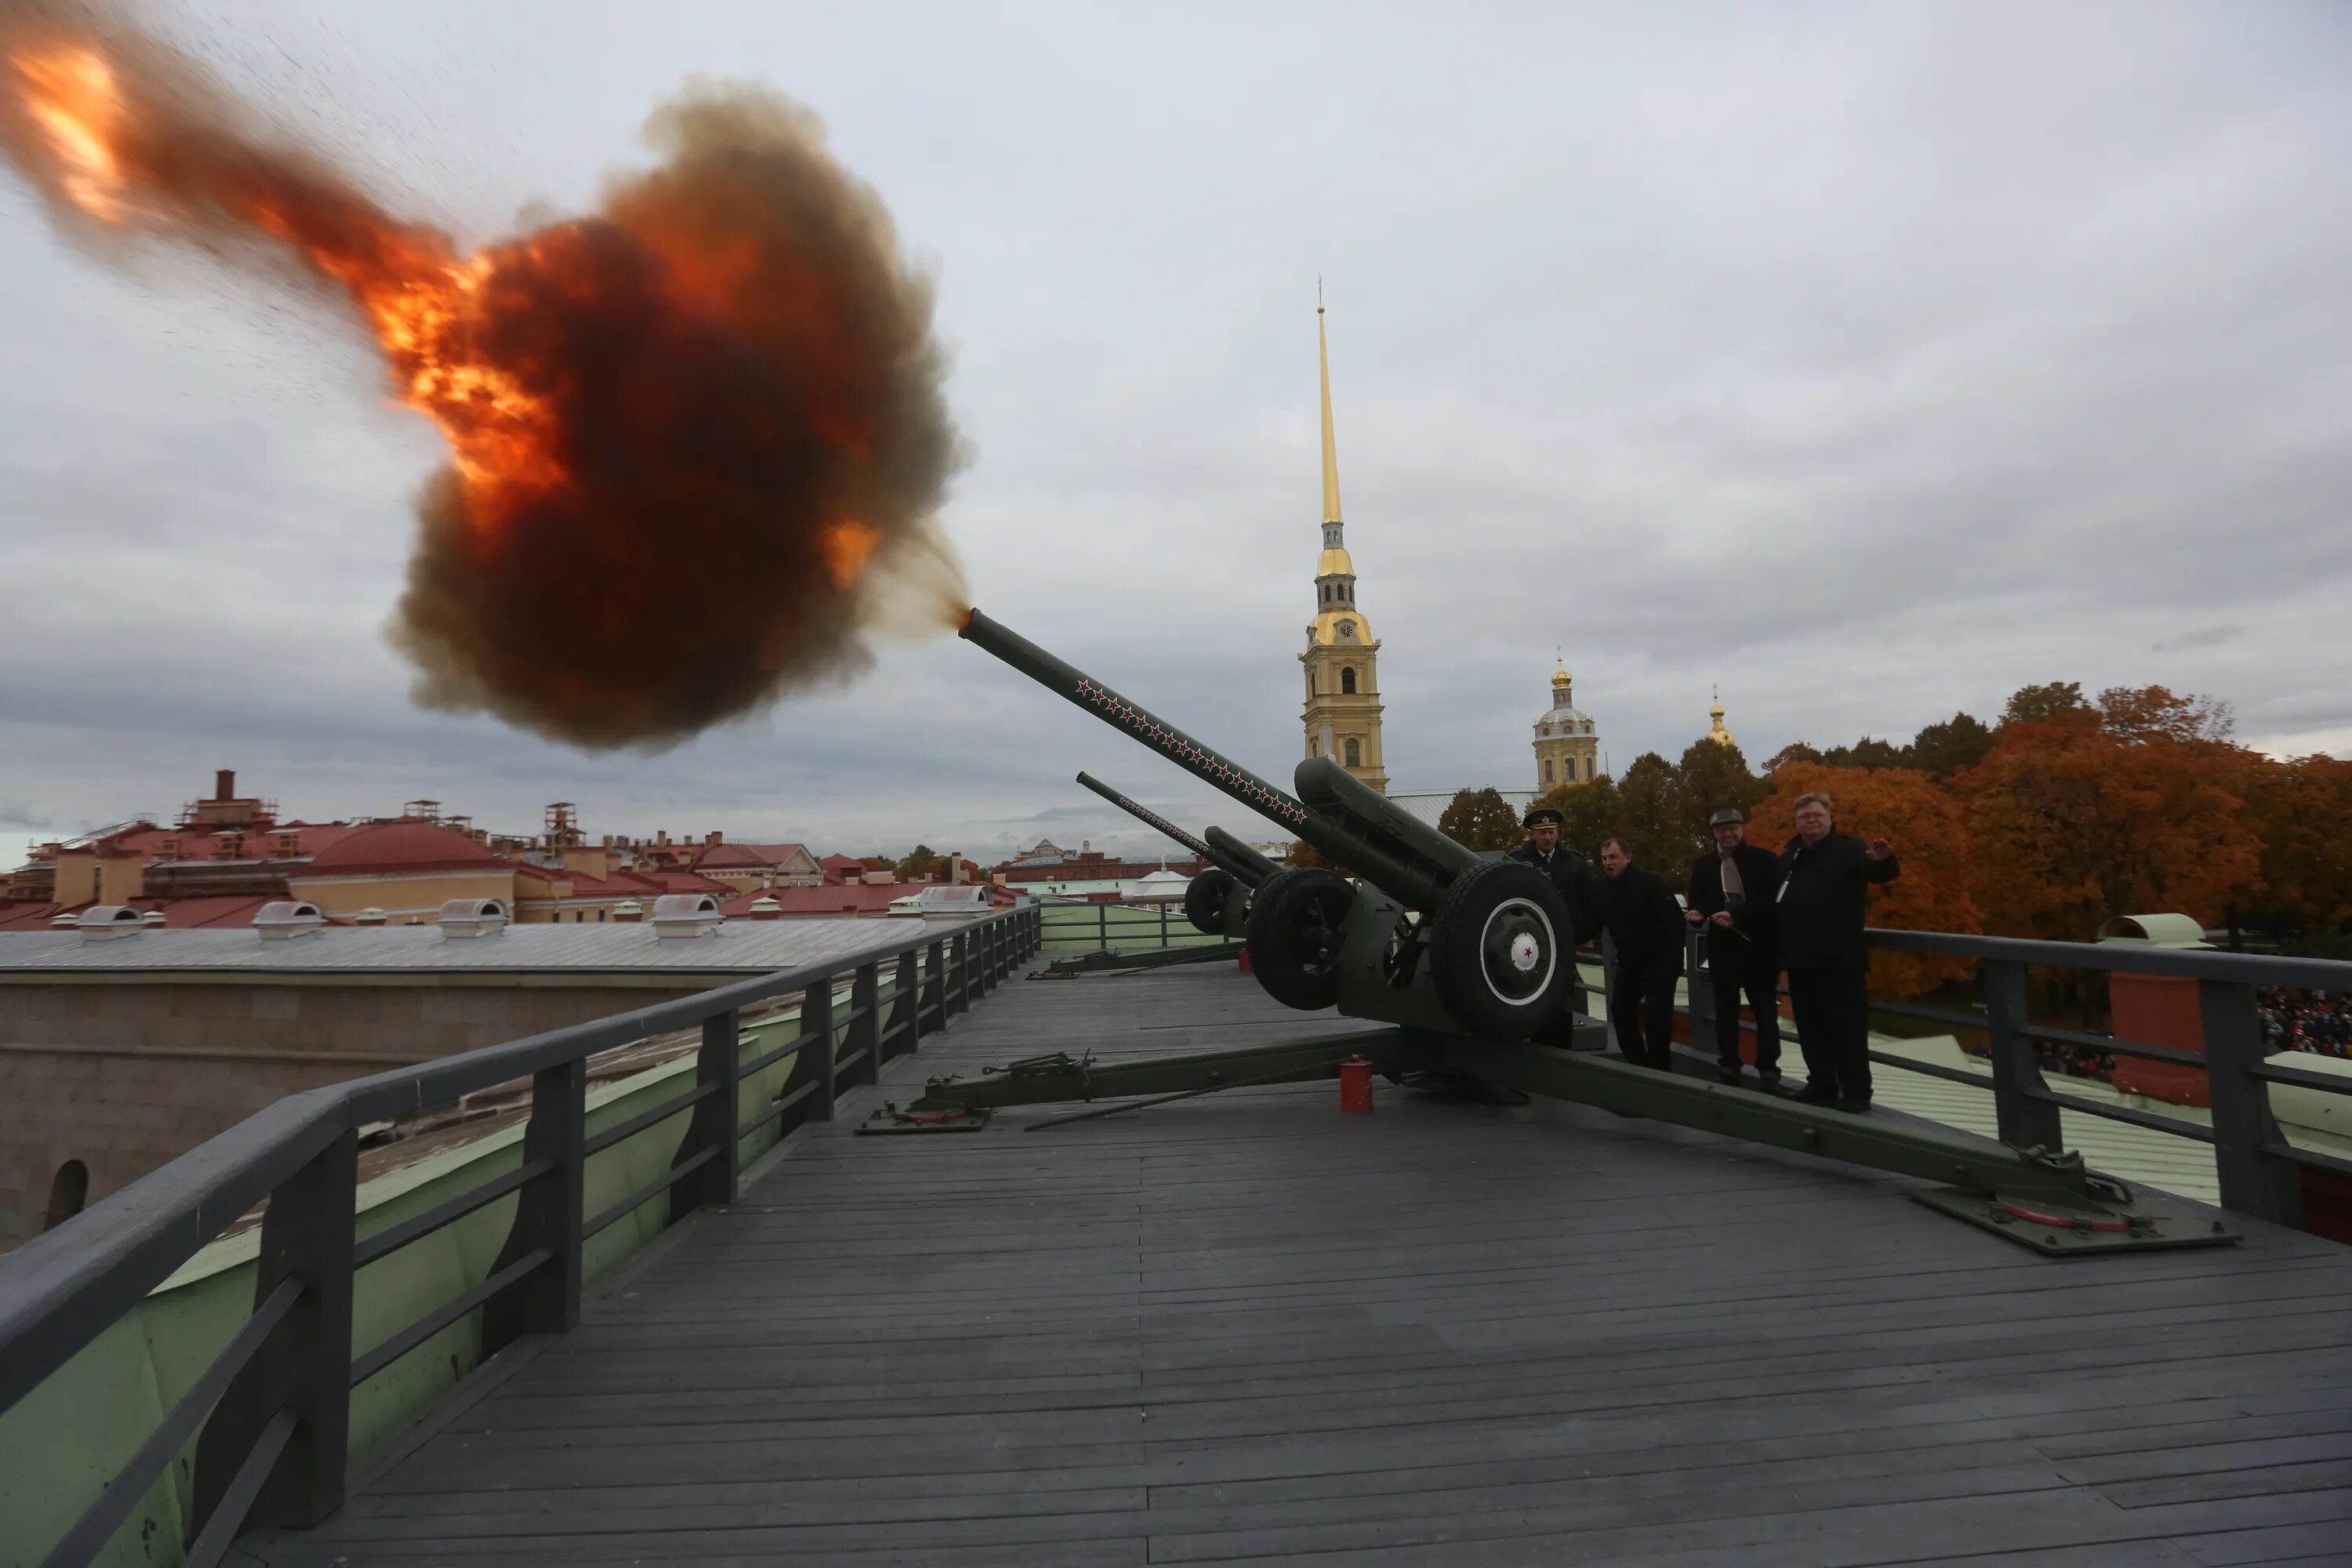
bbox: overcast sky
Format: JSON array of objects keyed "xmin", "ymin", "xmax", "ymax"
[{"xmin": 2, "ymin": 1, "xmax": 2347, "ymax": 865}]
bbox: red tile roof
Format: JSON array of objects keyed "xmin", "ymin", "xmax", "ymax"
[
  {"xmin": 0, "ymin": 895, "xmax": 278, "ymax": 931},
  {"xmin": 721, "ymin": 885, "xmax": 917, "ymax": 917},
  {"xmin": 293, "ymin": 819, "xmax": 510, "ymax": 879}
]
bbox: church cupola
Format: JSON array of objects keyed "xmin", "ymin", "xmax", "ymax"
[{"xmin": 1532, "ymin": 657, "xmax": 1599, "ymax": 790}]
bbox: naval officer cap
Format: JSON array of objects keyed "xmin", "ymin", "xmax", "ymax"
[
  {"xmin": 1709, "ymin": 807, "xmax": 1746, "ymax": 827},
  {"xmin": 1523, "ymin": 806, "xmax": 1566, "ymax": 829}
]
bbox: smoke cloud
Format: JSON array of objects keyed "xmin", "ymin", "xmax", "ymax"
[{"xmin": 0, "ymin": 0, "xmax": 965, "ymax": 750}]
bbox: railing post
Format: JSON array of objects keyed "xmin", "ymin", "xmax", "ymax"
[
  {"xmin": 672, "ymin": 1007, "xmax": 741, "ymax": 1220},
  {"xmin": 849, "ymin": 962, "xmax": 880, "ymax": 1087},
  {"xmin": 891, "ymin": 946, "xmax": 920, "ymax": 1055},
  {"xmin": 2201, "ymin": 978, "xmax": 2304, "ymax": 1226},
  {"xmin": 803, "ymin": 976, "xmax": 837, "ymax": 1121},
  {"xmin": 922, "ymin": 938, "xmax": 946, "ymax": 1027},
  {"xmin": 191, "ymin": 1127, "xmax": 357, "ymax": 1535},
  {"xmin": 1983, "ymin": 960, "xmax": 2063, "ymax": 1151},
  {"xmin": 948, "ymin": 931, "xmax": 970, "ymax": 1018},
  {"xmin": 485, "ymin": 1058, "xmax": 586, "ymax": 1350}
]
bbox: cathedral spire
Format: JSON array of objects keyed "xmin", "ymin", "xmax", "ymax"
[{"xmin": 1318, "ymin": 279, "xmax": 1343, "ymax": 526}]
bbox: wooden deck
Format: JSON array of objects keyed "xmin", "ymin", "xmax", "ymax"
[{"xmin": 247, "ymin": 964, "xmax": 2352, "ymax": 1566}]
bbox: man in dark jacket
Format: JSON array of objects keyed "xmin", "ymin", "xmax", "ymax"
[
  {"xmin": 1685, "ymin": 806, "xmax": 1785, "ymax": 1090},
  {"xmin": 1775, "ymin": 792, "xmax": 1898, "ymax": 1112},
  {"xmin": 1507, "ymin": 806, "xmax": 1602, "ymax": 945},
  {"xmin": 1599, "ymin": 837, "xmax": 1683, "ymax": 1070},
  {"xmin": 1508, "ymin": 806, "xmax": 1605, "ymax": 1035}
]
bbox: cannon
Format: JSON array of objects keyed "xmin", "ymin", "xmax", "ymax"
[
  {"xmin": 898, "ymin": 606, "xmax": 2237, "ymax": 1258},
  {"xmin": 964, "ymin": 608, "xmax": 1578, "ymax": 1040},
  {"xmin": 1075, "ymin": 771, "xmax": 1275, "ymax": 937}
]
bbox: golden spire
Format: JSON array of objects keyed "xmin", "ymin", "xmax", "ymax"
[
  {"xmin": 1552, "ymin": 655, "xmax": 1572, "ymax": 693},
  {"xmin": 1317, "ymin": 279, "xmax": 1343, "ymax": 524}
]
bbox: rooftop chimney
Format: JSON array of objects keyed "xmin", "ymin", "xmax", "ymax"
[
  {"xmin": 215, "ymin": 768, "xmax": 235, "ymax": 801},
  {"xmin": 748, "ymin": 895, "xmax": 782, "ymax": 920},
  {"xmin": 613, "ymin": 899, "xmax": 644, "ymax": 923},
  {"xmin": 354, "ymin": 907, "xmax": 387, "ymax": 926}
]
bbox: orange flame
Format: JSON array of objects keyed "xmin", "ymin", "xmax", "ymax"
[{"xmin": 0, "ymin": 17, "xmax": 964, "ymax": 749}]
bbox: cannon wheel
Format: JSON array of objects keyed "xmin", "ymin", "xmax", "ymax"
[
  {"xmin": 1427, "ymin": 860, "xmax": 1571, "ymax": 1040},
  {"xmin": 1245, "ymin": 868, "xmax": 1354, "ymax": 1011},
  {"xmin": 1183, "ymin": 868, "xmax": 1239, "ymax": 935}
]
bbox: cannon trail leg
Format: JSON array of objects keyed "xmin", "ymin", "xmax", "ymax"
[{"xmin": 1439, "ymin": 1034, "xmax": 2238, "ymax": 1255}]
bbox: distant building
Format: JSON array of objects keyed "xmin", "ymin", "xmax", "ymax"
[
  {"xmin": 1299, "ymin": 292, "xmax": 1388, "ymax": 793},
  {"xmin": 1533, "ymin": 661, "xmax": 1601, "ymax": 790}
]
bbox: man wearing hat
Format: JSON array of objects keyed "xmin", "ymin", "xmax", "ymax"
[
  {"xmin": 1685, "ymin": 807, "xmax": 1786, "ymax": 1090},
  {"xmin": 1509, "ymin": 804, "xmax": 1603, "ymax": 1028}
]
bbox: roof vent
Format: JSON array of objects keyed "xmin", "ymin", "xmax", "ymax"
[
  {"xmin": 748, "ymin": 895, "xmax": 782, "ymax": 921},
  {"xmin": 254, "ymin": 900, "xmax": 326, "ymax": 941},
  {"xmin": 651, "ymin": 892, "xmax": 723, "ymax": 939},
  {"xmin": 439, "ymin": 898, "xmax": 509, "ymax": 939},
  {"xmin": 612, "ymin": 898, "xmax": 644, "ymax": 923},
  {"xmin": 141, "ymin": 910, "xmax": 168, "ymax": 926},
  {"xmin": 354, "ymin": 907, "xmax": 387, "ymax": 926},
  {"xmin": 49, "ymin": 911, "xmax": 79, "ymax": 928},
  {"xmin": 78, "ymin": 905, "xmax": 147, "ymax": 942}
]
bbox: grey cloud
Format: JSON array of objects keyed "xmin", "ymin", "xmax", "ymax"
[{"xmin": 2152, "ymin": 626, "xmax": 2247, "ymax": 654}]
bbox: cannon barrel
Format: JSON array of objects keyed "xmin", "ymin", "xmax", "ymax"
[
  {"xmin": 1076, "ymin": 771, "xmax": 1217, "ymax": 863},
  {"xmin": 962, "ymin": 608, "xmax": 1310, "ymax": 833},
  {"xmin": 963, "ymin": 607, "xmax": 1465, "ymax": 906},
  {"xmin": 1202, "ymin": 826, "xmax": 1281, "ymax": 887}
]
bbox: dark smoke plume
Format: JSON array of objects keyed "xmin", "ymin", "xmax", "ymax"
[{"xmin": 0, "ymin": 1, "xmax": 965, "ymax": 750}]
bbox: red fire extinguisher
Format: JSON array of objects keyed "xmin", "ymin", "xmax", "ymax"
[{"xmin": 1338, "ymin": 1055, "xmax": 1374, "ymax": 1115}]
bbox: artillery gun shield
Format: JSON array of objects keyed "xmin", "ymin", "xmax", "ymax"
[
  {"xmin": 1245, "ymin": 867, "xmax": 1355, "ymax": 1011},
  {"xmin": 1426, "ymin": 860, "xmax": 1572, "ymax": 1040},
  {"xmin": 1184, "ymin": 867, "xmax": 1240, "ymax": 935}
]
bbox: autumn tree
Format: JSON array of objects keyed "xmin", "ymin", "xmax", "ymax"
[
  {"xmin": 1764, "ymin": 742, "xmax": 1824, "ymax": 771},
  {"xmin": 1437, "ymin": 787, "xmax": 1524, "ymax": 851},
  {"xmin": 1748, "ymin": 761, "xmax": 1981, "ymax": 996},
  {"xmin": 1817, "ymin": 736, "xmax": 1909, "ymax": 770},
  {"xmin": 1907, "ymin": 713, "xmax": 1995, "ymax": 781},
  {"xmin": 895, "ymin": 844, "xmax": 946, "ymax": 881},
  {"xmin": 1957, "ymin": 709, "xmax": 2258, "ymax": 940},
  {"xmin": 2001, "ymin": 681, "xmax": 2088, "ymax": 728},
  {"xmin": 2237, "ymin": 754, "xmax": 2352, "ymax": 939}
]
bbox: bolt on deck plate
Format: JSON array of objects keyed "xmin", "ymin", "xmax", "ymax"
[{"xmin": 1911, "ymin": 1188, "xmax": 2239, "ymax": 1255}]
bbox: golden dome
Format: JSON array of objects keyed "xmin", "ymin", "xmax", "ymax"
[
  {"xmin": 1552, "ymin": 659, "xmax": 1572, "ymax": 691},
  {"xmin": 1316, "ymin": 546, "xmax": 1356, "ymax": 577}
]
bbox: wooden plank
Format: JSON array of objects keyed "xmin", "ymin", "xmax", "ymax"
[{"xmin": 244, "ymin": 966, "xmax": 2352, "ymax": 1566}]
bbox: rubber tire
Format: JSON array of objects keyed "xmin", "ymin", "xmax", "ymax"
[
  {"xmin": 1244, "ymin": 868, "xmax": 1356, "ymax": 1011},
  {"xmin": 1183, "ymin": 868, "xmax": 1239, "ymax": 935},
  {"xmin": 1426, "ymin": 860, "xmax": 1573, "ymax": 1040}
]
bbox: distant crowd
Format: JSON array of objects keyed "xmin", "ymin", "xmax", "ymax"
[{"xmin": 2263, "ymin": 988, "xmax": 2351, "ymax": 1058}]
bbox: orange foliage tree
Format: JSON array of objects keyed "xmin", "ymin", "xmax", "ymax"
[
  {"xmin": 2238, "ymin": 754, "xmax": 2352, "ymax": 936},
  {"xmin": 1748, "ymin": 761, "xmax": 1980, "ymax": 996},
  {"xmin": 1955, "ymin": 701, "xmax": 2259, "ymax": 941}
]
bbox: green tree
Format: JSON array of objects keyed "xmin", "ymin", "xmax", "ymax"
[
  {"xmin": 1908, "ymin": 712, "xmax": 1994, "ymax": 781},
  {"xmin": 895, "ymin": 843, "xmax": 944, "ymax": 880},
  {"xmin": 1537, "ymin": 775, "xmax": 1624, "ymax": 862},
  {"xmin": 1437, "ymin": 786, "xmax": 1524, "ymax": 851},
  {"xmin": 1764, "ymin": 741, "xmax": 1824, "ymax": 773},
  {"xmin": 1819, "ymin": 736, "xmax": 1908, "ymax": 770},
  {"xmin": 1668, "ymin": 739, "xmax": 1769, "ymax": 872},
  {"xmin": 1613, "ymin": 753, "xmax": 1680, "ymax": 867},
  {"xmin": 2001, "ymin": 681, "xmax": 2088, "ymax": 728}
]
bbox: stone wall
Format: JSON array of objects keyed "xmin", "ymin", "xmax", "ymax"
[{"xmin": 0, "ymin": 978, "xmax": 707, "ymax": 1249}]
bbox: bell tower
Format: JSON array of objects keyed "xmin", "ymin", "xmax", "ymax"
[
  {"xmin": 1532, "ymin": 659, "xmax": 1599, "ymax": 790},
  {"xmin": 1299, "ymin": 285, "xmax": 1388, "ymax": 794}
]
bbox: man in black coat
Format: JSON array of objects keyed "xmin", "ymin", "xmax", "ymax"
[
  {"xmin": 1505, "ymin": 806, "xmax": 1603, "ymax": 945},
  {"xmin": 1685, "ymin": 806, "xmax": 1785, "ymax": 1090},
  {"xmin": 1599, "ymin": 837, "xmax": 1683, "ymax": 1070},
  {"xmin": 1508, "ymin": 805, "xmax": 1604, "ymax": 1035},
  {"xmin": 1775, "ymin": 792, "xmax": 1899, "ymax": 1112}
]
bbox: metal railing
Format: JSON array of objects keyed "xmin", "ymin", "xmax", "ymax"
[
  {"xmin": 1613, "ymin": 926, "xmax": 2352, "ymax": 1234},
  {"xmin": 0, "ymin": 904, "xmax": 1041, "ymax": 1568},
  {"xmin": 1036, "ymin": 899, "xmax": 1220, "ymax": 953}
]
